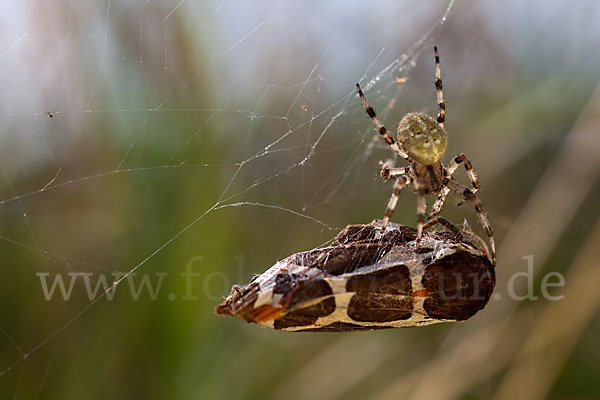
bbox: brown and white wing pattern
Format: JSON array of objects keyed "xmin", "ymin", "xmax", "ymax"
[{"xmin": 215, "ymin": 220, "xmax": 495, "ymax": 332}]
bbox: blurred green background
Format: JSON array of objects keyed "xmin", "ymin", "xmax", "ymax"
[{"xmin": 1, "ymin": 1, "xmax": 600, "ymax": 399}]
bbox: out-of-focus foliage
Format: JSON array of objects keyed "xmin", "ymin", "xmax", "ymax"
[{"xmin": 1, "ymin": 1, "xmax": 600, "ymax": 399}]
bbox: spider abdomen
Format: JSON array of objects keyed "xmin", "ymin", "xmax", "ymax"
[{"xmin": 398, "ymin": 112, "xmax": 447, "ymax": 165}]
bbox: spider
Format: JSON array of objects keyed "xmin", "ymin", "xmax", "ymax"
[{"xmin": 356, "ymin": 46, "xmax": 496, "ymax": 265}]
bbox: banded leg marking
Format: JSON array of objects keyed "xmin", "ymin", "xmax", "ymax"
[
  {"xmin": 423, "ymin": 216, "xmax": 491, "ymax": 260},
  {"xmin": 446, "ymin": 153, "xmax": 480, "ymax": 192},
  {"xmin": 429, "ymin": 186, "xmax": 450, "ymax": 219},
  {"xmin": 356, "ymin": 83, "xmax": 410, "ymax": 160},
  {"xmin": 380, "ymin": 159, "xmax": 409, "ymax": 181},
  {"xmin": 422, "ymin": 216, "xmax": 461, "ymax": 235},
  {"xmin": 382, "ymin": 175, "xmax": 411, "ymax": 231},
  {"xmin": 446, "ymin": 178, "xmax": 496, "ymax": 265},
  {"xmin": 434, "ymin": 46, "xmax": 446, "ymax": 129},
  {"xmin": 430, "ymin": 153, "xmax": 480, "ymax": 218}
]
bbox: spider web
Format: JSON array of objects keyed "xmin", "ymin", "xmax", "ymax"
[{"xmin": 0, "ymin": 0, "xmax": 470, "ymax": 397}]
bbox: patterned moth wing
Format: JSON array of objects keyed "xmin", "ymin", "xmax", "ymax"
[{"xmin": 215, "ymin": 220, "xmax": 495, "ymax": 332}]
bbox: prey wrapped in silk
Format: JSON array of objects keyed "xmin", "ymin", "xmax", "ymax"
[{"xmin": 216, "ymin": 220, "xmax": 495, "ymax": 332}]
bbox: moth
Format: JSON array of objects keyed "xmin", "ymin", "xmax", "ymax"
[{"xmin": 215, "ymin": 220, "xmax": 495, "ymax": 332}]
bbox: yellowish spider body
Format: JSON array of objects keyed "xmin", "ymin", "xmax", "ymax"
[
  {"xmin": 398, "ymin": 112, "xmax": 447, "ymax": 166},
  {"xmin": 356, "ymin": 47, "xmax": 496, "ymax": 265}
]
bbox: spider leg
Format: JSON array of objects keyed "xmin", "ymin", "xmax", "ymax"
[
  {"xmin": 422, "ymin": 216, "xmax": 461, "ymax": 235},
  {"xmin": 434, "ymin": 46, "xmax": 446, "ymax": 129},
  {"xmin": 446, "ymin": 153, "xmax": 480, "ymax": 192},
  {"xmin": 416, "ymin": 192, "xmax": 427, "ymax": 248},
  {"xmin": 430, "ymin": 153, "xmax": 480, "ymax": 217},
  {"xmin": 356, "ymin": 83, "xmax": 410, "ymax": 160},
  {"xmin": 429, "ymin": 186, "xmax": 450, "ymax": 219},
  {"xmin": 446, "ymin": 178, "xmax": 496, "ymax": 265},
  {"xmin": 423, "ymin": 216, "xmax": 491, "ymax": 261},
  {"xmin": 381, "ymin": 175, "xmax": 411, "ymax": 232},
  {"xmin": 380, "ymin": 159, "xmax": 409, "ymax": 181},
  {"xmin": 385, "ymin": 166, "xmax": 409, "ymax": 180}
]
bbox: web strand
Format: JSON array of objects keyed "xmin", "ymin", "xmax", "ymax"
[{"xmin": 0, "ymin": 0, "xmax": 456, "ymax": 382}]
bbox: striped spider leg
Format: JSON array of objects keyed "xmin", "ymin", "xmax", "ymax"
[
  {"xmin": 423, "ymin": 216, "xmax": 492, "ymax": 263},
  {"xmin": 429, "ymin": 153, "xmax": 481, "ymax": 216},
  {"xmin": 378, "ymin": 159, "xmax": 413, "ymax": 232},
  {"xmin": 427, "ymin": 162, "xmax": 495, "ymax": 265},
  {"xmin": 356, "ymin": 84, "xmax": 410, "ymax": 161},
  {"xmin": 434, "ymin": 46, "xmax": 446, "ymax": 128},
  {"xmin": 444, "ymin": 178, "xmax": 496, "ymax": 264}
]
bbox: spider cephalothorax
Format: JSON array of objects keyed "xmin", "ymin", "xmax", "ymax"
[{"xmin": 356, "ymin": 46, "xmax": 496, "ymax": 265}]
